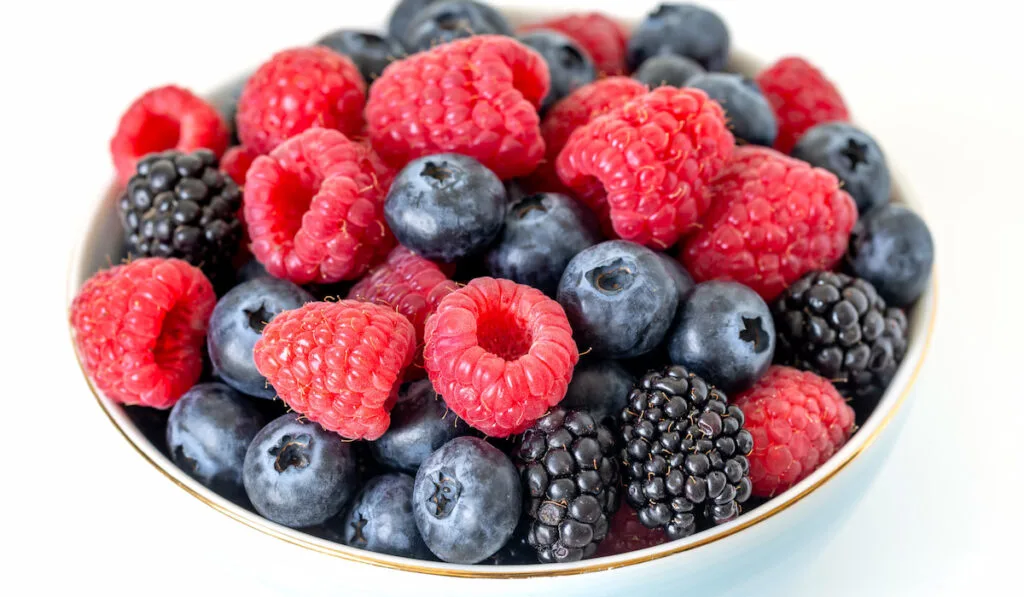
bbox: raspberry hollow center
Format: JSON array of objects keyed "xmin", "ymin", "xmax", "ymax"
[
  {"xmin": 152, "ymin": 299, "xmax": 197, "ymax": 372},
  {"xmin": 135, "ymin": 114, "xmax": 180, "ymax": 157},
  {"xmin": 477, "ymin": 307, "xmax": 533, "ymax": 361}
]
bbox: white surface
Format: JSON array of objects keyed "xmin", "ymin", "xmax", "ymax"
[{"xmin": 2, "ymin": 0, "xmax": 1022, "ymax": 595}]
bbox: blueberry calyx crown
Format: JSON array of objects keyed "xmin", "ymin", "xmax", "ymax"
[
  {"xmin": 270, "ymin": 434, "xmax": 313, "ymax": 472},
  {"xmin": 245, "ymin": 303, "xmax": 273, "ymax": 333},
  {"xmin": 427, "ymin": 469, "xmax": 462, "ymax": 519},
  {"xmin": 840, "ymin": 138, "xmax": 869, "ymax": 170},
  {"xmin": 586, "ymin": 259, "xmax": 633, "ymax": 294},
  {"xmin": 738, "ymin": 316, "xmax": 770, "ymax": 353},
  {"xmin": 349, "ymin": 512, "xmax": 370, "ymax": 547},
  {"xmin": 421, "ymin": 160, "xmax": 455, "ymax": 184}
]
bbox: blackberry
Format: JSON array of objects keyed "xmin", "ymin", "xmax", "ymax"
[
  {"xmin": 773, "ymin": 271, "xmax": 908, "ymax": 411},
  {"xmin": 621, "ymin": 365, "xmax": 753, "ymax": 540},
  {"xmin": 118, "ymin": 149, "xmax": 243, "ymax": 280},
  {"xmin": 514, "ymin": 408, "xmax": 620, "ymax": 563}
]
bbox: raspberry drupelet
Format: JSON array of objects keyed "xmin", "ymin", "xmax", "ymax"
[
  {"xmin": 243, "ymin": 128, "xmax": 394, "ymax": 285},
  {"xmin": 253, "ymin": 300, "xmax": 416, "ymax": 441},
  {"xmin": 110, "ymin": 85, "xmax": 229, "ymax": 185},
  {"xmin": 681, "ymin": 146, "xmax": 858, "ymax": 301},
  {"xmin": 423, "ymin": 277, "xmax": 579, "ymax": 437},
  {"xmin": 365, "ymin": 35, "xmax": 550, "ymax": 180},
  {"xmin": 70, "ymin": 258, "xmax": 216, "ymax": 409},
  {"xmin": 347, "ymin": 246, "xmax": 459, "ymax": 380}
]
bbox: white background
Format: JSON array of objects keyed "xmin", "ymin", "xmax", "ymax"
[{"xmin": 3, "ymin": 0, "xmax": 1023, "ymax": 595}]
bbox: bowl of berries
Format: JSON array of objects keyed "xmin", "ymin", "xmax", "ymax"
[{"xmin": 67, "ymin": 1, "xmax": 937, "ymax": 595}]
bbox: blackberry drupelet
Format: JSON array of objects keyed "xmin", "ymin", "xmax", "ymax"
[
  {"xmin": 514, "ymin": 408, "xmax": 620, "ymax": 563},
  {"xmin": 773, "ymin": 271, "xmax": 908, "ymax": 411},
  {"xmin": 621, "ymin": 365, "xmax": 753, "ymax": 539},
  {"xmin": 118, "ymin": 149, "xmax": 243, "ymax": 280}
]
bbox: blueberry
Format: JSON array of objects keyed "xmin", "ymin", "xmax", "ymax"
[
  {"xmin": 401, "ymin": 0, "xmax": 512, "ymax": 53},
  {"xmin": 235, "ymin": 258, "xmax": 270, "ymax": 285},
  {"xmin": 657, "ymin": 253, "xmax": 696, "ymax": 302},
  {"xmin": 687, "ymin": 73, "xmax": 777, "ymax": 147},
  {"xmin": 167, "ymin": 383, "xmax": 264, "ymax": 504},
  {"xmin": 484, "ymin": 193, "xmax": 601, "ymax": 296},
  {"xmin": 413, "ymin": 437, "xmax": 521, "ymax": 563},
  {"xmin": 330, "ymin": 473, "xmax": 433, "ymax": 559},
  {"xmin": 666, "ymin": 281, "xmax": 775, "ymax": 393},
  {"xmin": 316, "ymin": 30, "xmax": 405, "ymax": 83},
  {"xmin": 557, "ymin": 240, "xmax": 679, "ymax": 358},
  {"xmin": 845, "ymin": 204, "xmax": 934, "ymax": 307},
  {"xmin": 370, "ymin": 380, "xmax": 472, "ymax": 473},
  {"xmin": 517, "ymin": 30, "xmax": 597, "ymax": 113},
  {"xmin": 388, "ymin": 0, "xmax": 441, "ymax": 43},
  {"xmin": 791, "ymin": 122, "xmax": 892, "ymax": 214},
  {"xmin": 243, "ymin": 414, "xmax": 359, "ymax": 528},
  {"xmin": 561, "ymin": 359, "xmax": 635, "ymax": 427},
  {"xmin": 633, "ymin": 54, "xmax": 705, "ymax": 88},
  {"xmin": 208, "ymin": 73, "xmax": 250, "ymax": 144},
  {"xmin": 385, "ymin": 154, "xmax": 507, "ymax": 262},
  {"xmin": 207, "ymin": 277, "xmax": 313, "ymax": 398},
  {"xmin": 627, "ymin": 3, "xmax": 730, "ymax": 72}
]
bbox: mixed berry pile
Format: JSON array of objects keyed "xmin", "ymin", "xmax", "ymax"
[{"xmin": 72, "ymin": 1, "xmax": 934, "ymax": 566}]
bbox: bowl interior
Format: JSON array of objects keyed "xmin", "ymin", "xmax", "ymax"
[{"xmin": 66, "ymin": 18, "xmax": 937, "ymax": 579}]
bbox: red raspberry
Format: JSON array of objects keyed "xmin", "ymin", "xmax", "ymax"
[
  {"xmin": 681, "ymin": 146, "xmax": 858, "ymax": 301},
  {"xmin": 734, "ymin": 366, "xmax": 855, "ymax": 497},
  {"xmin": 594, "ymin": 505, "xmax": 667, "ymax": 558},
  {"xmin": 243, "ymin": 128, "xmax": 394, "ymax": 285},
  {"xmin": 423, "ymin": 278, "xmax": 578, "ymax": 437},
  {"xmin": 365, "ymin": 35, "xmax": 550, "ymax": 180},
  {"xmin": 526, "ymin": 76, "xmax": 647, "ymax": 195},
  {"xmin": 556, "ymin": 87, "xmax": 735, "ymax": 249},
  {"xmin": 237, "ymin": 47, "xmax": 367, "ymax": 155},
  {"xmin": 756, "ymin": 57, "xmax": 850, "ymax": 153},
  {"xmin": 221, "ymin": 145, "xmax": 260, "ymax": 186},
  {"xmin": 253, "ymin": 300, "xmax": 416, "ymax": 440},
  {"xmin": 70, "ymin": 258, "xmax": 215, "ymax": 409},
  {"xmin": 520, "ymin": 13, "xmax": 630, "ymax": 76},
  {"xmin": 110, "ymin": 85, "xmax": 229, "ymax": 185},
  {"xmin": 347, "ymin": 246, "xmax": 459, "ymax": 380}
]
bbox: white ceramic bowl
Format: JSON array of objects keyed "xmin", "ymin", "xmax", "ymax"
[{"xmin": 66, "ymin": 8, "xmax": 937, "ymax": 596}]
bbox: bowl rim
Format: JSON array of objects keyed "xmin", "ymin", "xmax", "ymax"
[{"xmin": 66, "ymin": 49, "xmax": 938, "ymax": 579}]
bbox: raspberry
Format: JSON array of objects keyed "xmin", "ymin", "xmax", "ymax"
[
  {"xmin": 594, "ymin": 504, "xmax": 667, "ymax": 558},
  {"xmin": 110, "ymin": 85, "xmax": 229, "ymax": 186},
  {"xmin": 243, "ymin": 128, "xmax": 394, "ymax": 285},
  {"xmin": 526, "ymin": 77, "xmax": 647, "ymax": 195},
  {"xmin": 556, "ymin": 87, "xmax": 735, "ymax": 249},
  {"xmin": 755, "ymin": 57, "xmax": 850, "ymax": 153},
  {"xmin": 253, "ymin": 300, "xmax": 416, "ymax": 440},
  {"xmin": 221, "ymin": 146, "xmax": 259, "ymax": 186},
  {"xmin": 237, "ymin": 47, "xmax": 367, "ymax": 155},
  {"xmin": 681, "ymin": 146, "xmax": 858, "ymax": 301},
  {"xmin": 733, "ymin": 366, "xmax": 855, "ymax": 497},
  {"xmin": 520, "ymin": 13, "xmax": 630, "ymax": 76},
  {"xmin": 365, "ymin": 35, "xmax": 550, "ymax": 180},
  {"xmin": 347, "ymin": 246, "xmax": 459, "ymax": 379},
  {"xmin": 70, "ymin": 258, "xmax": 215, "ymax": 409},
  {"xmin": 423, "ymin": 277, "xmax": 579, "ymax": 437}
]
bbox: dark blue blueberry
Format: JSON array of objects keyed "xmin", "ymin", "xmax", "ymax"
[
  {"xmin": 687, "ymin": 73, "xmax": 777, "ymax": 147},
  {"xmin": 633, "ymin": 54, "xmax": 705, "ymax": 88},
  {"xmin": 667, "ymin": 281, "xmax": 775, "ymax": 393},
  {"xmin": 791, "ymin": 122, "xmax": 892, "ymax": 214},
  {"xmin": 208, "ymin": 277, "xmax": 313, "ymax": 399},
  {"xmin": 627, "ymin": 3, "xmax": 730, "ymax": 72},
  {"xmin": 517, "ymin": 30, "xmax": 597, "ymax": 113},
  {"xmin": 484, "ymin": 193, "xmax": 601, "ymax": 296},
  {"xmin": 385, "ymin": 154, "xmax": 507, "ymax": 262},
  {"xmin": 243, "ymin": 414, "xmax": 359, "ymax": 528},
  {"xmin": 370, "ymin": 380, "xmax": 471, "ymax": 473},
  {"xmin": 557, "ymin": 240, "xmax": 679, "ymax": 358},
  {"xmin": 388, "ymin": 0, "xmax": 441, "ymax": 44},
  {"xmin": 560, "ymin": 359, "xmax": 635, "ymax": 427},
  {"xmin": 657, "ymin": 253, "xmax": 696, "ymax": 301},
  {"xmin": 412, "ymin": 437, "xmax": 521, "ymax": 563},
  {"xmin": 124, "ymin": 405, "xmax": 169, "ymax": 457},
  {"xmin": 316, "ymin": 30, "xmax": 405, "ymax": 83},
  {"xmin": 401, "ymin": 0, "xmax": 512, "ymax": 53},
  {"xmin": 235, "ymin": 258, "xmax": 270, "ymax": 285},
  {"xmin": 167, "ymin": 383, "xmax": 264, "ymax": 504},
  {"xmin": 845, "ymin": 204, "xmax": 934, "ymax": 307},
  {"xmin": 331, "ymin": 473, "xmax": 433, "ymax": 559},
  {"xmin": 208, "ymin": 73, "xmax": 250, "ymax": 145}
]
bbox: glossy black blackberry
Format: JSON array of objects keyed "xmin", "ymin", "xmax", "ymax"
[
  {"xmin": 621, "ymin": 365, "xmax": 753, "ymax": 540},
  {"xmin": 773, "ymin": 271, "xmax": 908, "ymax": 410},
  {"xmin": 514, "ymin": 408, "xmax": 620, "ymax": 563},
  {"xmin": 118, "ymin": 149, "xmax": 243, "ymax": 279}
]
